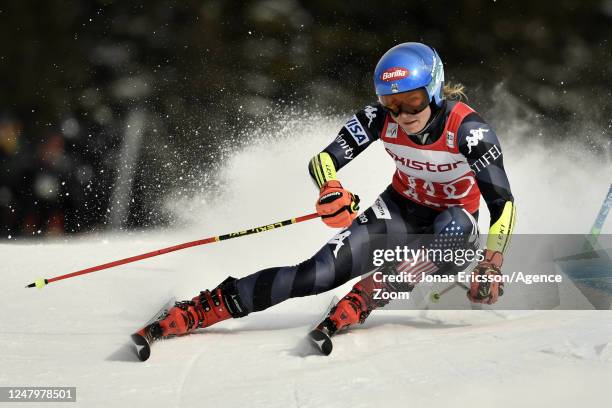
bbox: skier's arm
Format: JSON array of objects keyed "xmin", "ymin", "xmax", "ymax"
[
  {"xmin": 309, "ymin": 103, "xmax": 383, "ymax": 188},
  {"xmin": 457, "ymin": 114, "xmax": 516, "ymax": 254}
]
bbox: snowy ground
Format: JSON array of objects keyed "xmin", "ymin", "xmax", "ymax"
[{"xmin": 2, "ymin": 115, "xmax": 612, "ymax": 407}]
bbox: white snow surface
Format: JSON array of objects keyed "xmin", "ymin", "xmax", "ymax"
[{"xmin": 2, "ymin": 114, "xmax": 612, "ymax": 407}]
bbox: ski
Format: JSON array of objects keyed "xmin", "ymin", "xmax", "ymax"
[
  {"xmin": 307, "ymin": 320, "xmax": 335, "ymax": 356},
  {"xmin": 306, "ymin": 296, "xmax": 339, "ymax": 356},
  {"xmin": 130, "ymin": 297, "xmax": 176, "ymax": 362}
]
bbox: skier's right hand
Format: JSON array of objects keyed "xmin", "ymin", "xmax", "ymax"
[
  {"xmin": 467, "ymin": 249, "xmax": 505, "ymax": 304},
  {"xmin": 316, "ymin": 180, "xmax": 360, "ymax": 228}
]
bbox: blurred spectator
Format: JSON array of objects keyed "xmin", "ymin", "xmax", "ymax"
[
  {"xmin": 0, "ymin": 115, "xmax": 23, "ymax": 238},
  {"xmin": 0, "ymin": 113, "xmax": 114, "ymax": 239}
]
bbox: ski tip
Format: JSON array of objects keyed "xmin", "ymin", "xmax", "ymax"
[
  {"xmin": 26, "ymin": 278, "xmax": 48, "ymax": 289},
  {"xmin": 308, "ymin": 329, "xmax": 333, "ymax": 356},
  {"xmin": 131, "ymin": 333, "xmax": 151, "ymax": 362}
]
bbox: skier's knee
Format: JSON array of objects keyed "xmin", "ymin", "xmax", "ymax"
[
  {"xmin": 433, "ymin": 207, "xmax": 478, "ymax": 236},
  {"xmin": 432, "ymin": 207, "xmax": 479, "ymax": 251}
]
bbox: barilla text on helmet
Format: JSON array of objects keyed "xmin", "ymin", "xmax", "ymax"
[{"xmin": 380, "ymin": 67, "xmax": 409, "ymax": 82}]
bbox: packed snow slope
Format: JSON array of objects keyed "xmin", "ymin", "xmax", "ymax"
[{"xmin": 2, "ymin": 112, "xmax": 612, "ymax": 408}]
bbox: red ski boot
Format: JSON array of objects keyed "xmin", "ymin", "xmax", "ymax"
[
  {"xmin": 328, "ymin": 280, "xmax": 381, "ymax": 332},
  {"xmin": 325, "ymin": 263, "xmax": 416, "ymax": 333},
  {"xmin": 132, "ymin": 277, "xmax": 247, "ymax": 361},
  {"xmin": 308, "ymin": 280, "xmax": 386, "ymax": 355},
  {"xmin": 309, "ymin": 266, "xmax": 408, "ymax": 354}
]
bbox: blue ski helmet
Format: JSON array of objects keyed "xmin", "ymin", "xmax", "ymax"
[{"xmin": 374, "ymin": 42, "xmax": 445, "ymax": 107}]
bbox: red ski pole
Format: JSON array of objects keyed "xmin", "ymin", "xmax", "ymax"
[{"xmin": 26, "ymin": 212, "xmax": 320, "ymax": 289}]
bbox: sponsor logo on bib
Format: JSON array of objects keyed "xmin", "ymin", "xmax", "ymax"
[
  {"xmin": 385, "ymin": 122, "xmax": 398, "ymax": 139},
  {"xmin": 446, "ymin": 131, "xmax": 455, "ymax": 149},
  {"xmin": 373, "ymin": 198, "xmax": 391, "ymax": 219}
]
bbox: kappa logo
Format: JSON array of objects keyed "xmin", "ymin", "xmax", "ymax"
[
  {"xmin": 373, "ymin": 198, "xmax": 391, "ymax": 220},
  {"xmin": 329, "ymin": 230, "xmax": 351, "ymax": 258},
  {"xmin": 385, "ymin": 122, "xmax": 398, "ymax": 139},
  {"xmin": 345, "ymin": 116, "xmax": 370, "ymax": 146},
  {"xmin": 364, "ymin": 105, "xmax": 377, "ymax": 127},
  {"xmin": 466, "ymin": 128, "xmax": 489, "ymax": 154},
  {"xmin": 446, "ymin": 131, "xmax": 455, "ymax": 149}
]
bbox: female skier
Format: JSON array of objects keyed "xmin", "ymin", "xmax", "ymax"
[{"xmin": 133, "ymin": 42, "xmax": 516, "ymax": 357}]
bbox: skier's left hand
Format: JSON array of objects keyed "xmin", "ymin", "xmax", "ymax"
[
  {"xmin": 467, "ymin": 249, "xmax": 504, "ymax": 304},
  {"xmin": 316, "ymin": 180, "xmax": 360, "ymax": 228}
]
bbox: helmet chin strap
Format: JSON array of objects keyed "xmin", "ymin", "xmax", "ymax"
[{"xmin": 407, "ymin": 101, "xmax": 443, "ymax": 143}]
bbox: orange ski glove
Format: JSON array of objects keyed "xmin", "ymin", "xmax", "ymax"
[
  {"xmin": 467, "ymin": 249, "xmax": 505, "ymax": 304},
  {"xmin": 315, "ymin": 180, "xmax": 360, "ymax": 228}
]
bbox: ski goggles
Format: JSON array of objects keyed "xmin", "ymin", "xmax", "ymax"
[{"xmin": 378, "ymin": 88, "xmax": 430, "ymax": 116}]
